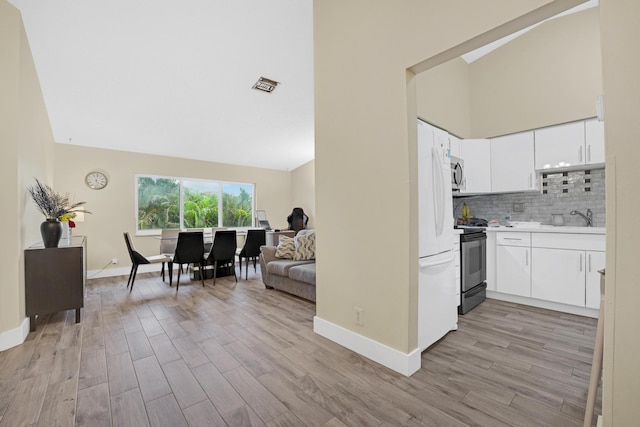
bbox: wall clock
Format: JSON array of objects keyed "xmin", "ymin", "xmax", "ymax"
[{"xmin": 84, "ymin": 171, "xmax": 109, "ymax": 190}]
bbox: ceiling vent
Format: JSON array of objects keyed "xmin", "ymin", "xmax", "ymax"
[{"xmin": 252, "ymin": 77, "xmax": 279, "ymax": 93}]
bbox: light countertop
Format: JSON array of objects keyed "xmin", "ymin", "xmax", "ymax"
[{"xmin": 484, "ymin": 225, "xmax": 605, "ymax": 235}]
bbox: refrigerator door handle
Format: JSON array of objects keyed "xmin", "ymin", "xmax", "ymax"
[
  {"xmin": 420, "ymin": 253, "xmax": 455, "ymax": 268},
  {"xmin": 432, "ymin": 147, "xmax": 445, "ymax": 237}
]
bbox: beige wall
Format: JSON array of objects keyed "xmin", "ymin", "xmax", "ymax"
[
  {"xmin": 1, "ymin": 0, "xmax": 311, "ymax": 344},
  {"xmin": 314, "ymin": 0, "xmax": 560, "ymax": 355},
  {"xmin": 0, "ymin": 0, "xmax": 55, "ymax": 343},
  {"xmin": 53, "ymin": 144, "xmax": 295, "ymax": 273},
  {"xmin": 416, "ymin": 57, "xmax": 471, "ymax": 138},
  {"xmin": 600, "ymin": 1, "xmax": 640, "ymax": 425},
  {"xmin": 416, "ymin": 7, "xmax": 602, "ymax": 139},
  {"xmin": 291, "ymin": 159, "xmax": 315, "ymax": 229},
  {"xmin": 470, "ymin": 7, "xmax": 602, "ymax": 137}
]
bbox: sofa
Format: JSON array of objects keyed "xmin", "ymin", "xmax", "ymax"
[{"xmin": 259, "ymin": 230, "xmax": 316, "ymax": 302}]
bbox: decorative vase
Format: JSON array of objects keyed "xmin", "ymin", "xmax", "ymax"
[{"xmin": 41, "ymin": 218, "xmax": 62, "ymax": 248}]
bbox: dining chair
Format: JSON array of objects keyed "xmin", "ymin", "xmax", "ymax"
[
  {"xmin": 205, "ymin": 230, "xmax": 237, "ymax": 285},
  {"xmin": 237, "ymin": 229, "xmax": 266, "ymax": 279},
  {"xmin": 160, "ymin": 228, "xmax": 180, "ymax": 281},
  {"xmin": 123, "ymin": 232, "xmax": 171, "ymax": 293},
  {"xmin": 211, "ymin": 227, "xmax": 228, "ymax": 235},
  {"xmin": 170, "ymin": 231, "xmax": 206, "ymax": 290}
]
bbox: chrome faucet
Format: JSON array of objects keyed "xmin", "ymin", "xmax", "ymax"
[{"xmin": 570, "ymin": 209, "xmax": 593, "ymax": 227}]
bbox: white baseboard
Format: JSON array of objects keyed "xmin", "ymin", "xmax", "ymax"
[
  {"xmin": 486, "ymin": 291, "xmax": 599, "ymax": 318},
  {"xmin": 313, "ymin": 316, "xmax": 422, "ymax": 377},
  {"xmin": 88, "ymin": 263, "xmax": 164, "ymax": 279},
  {"xmin": 0, "ymin": 317, "xmax": 30, "ymax": 352}
]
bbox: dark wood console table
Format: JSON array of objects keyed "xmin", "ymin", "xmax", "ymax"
[{"xmin": 25, "ymin": 236, "xmax": 87, "ymax": 331}]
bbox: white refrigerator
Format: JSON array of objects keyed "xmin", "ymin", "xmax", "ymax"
[{"xmin": 417, "ymin": 119, "xmax": 458, "ymax": 351}]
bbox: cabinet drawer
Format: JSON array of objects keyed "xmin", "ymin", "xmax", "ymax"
[
  {"xmin": 531, "ymin": 233, "xmax": 605, "ymax": 251},
  {"xmin": 496, "ymin": 232, "xmax": 530, "ymax": 247}
]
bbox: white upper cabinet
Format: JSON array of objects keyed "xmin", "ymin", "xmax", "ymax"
[
  {"xmin": 535, "ymin": 119, "xmax": 605, "ymax": 170},
  {"xmin": 460, "ymin": 139, "xmax": 491, "ymax": 193},
  {"xmin": 534, "ymin": 121, "xmax": 585, "ymax": 170},
  {"xmin": 585, "ymin": 118, "xmax": 605, "ymax": 165},
  {"xmin": 490, "ymin": 131, "xmax": 537, "ymax": 192}
]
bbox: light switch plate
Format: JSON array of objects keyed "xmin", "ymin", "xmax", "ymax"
[{"xmin": 513, "ymin": 203, "xmax": 524, "ymax": 213}]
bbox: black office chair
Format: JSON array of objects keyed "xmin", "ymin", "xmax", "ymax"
[
  {"xmin": 205, "ymin": 230, "xmax": 237, "ymax": 285},
  {"xmin": 238, "ymin": 229, "xmax": 266, "ymax": 279},
  {"xmin": 170, "ymin": 231, "xmax": 206, "ymax": 290},
  {"xmin": 123, "ymin": 232, "xmax": 171, "ymax": 293},
  {"xmin": 287, "ymin": 207, "xmax": 309, "ymax": 233}
]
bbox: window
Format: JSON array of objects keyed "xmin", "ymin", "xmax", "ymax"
[{"xmin": 136, "ymin": 175, "xmax": 254, "ymax": 233}]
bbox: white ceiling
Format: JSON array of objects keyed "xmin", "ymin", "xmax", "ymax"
[
  {"xmin": 11, "ymin": 1, "xmax": 596, "ymax": 171},
  {"xmin": 10, "ymin": 0, "xmax": 314, "ymax": 171}
]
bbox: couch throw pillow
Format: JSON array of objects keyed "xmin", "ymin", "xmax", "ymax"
[
  {"xmin": 275, "ymin": 235, "xmax": 296, "ymax": 259},
  {"xmin": 294, "ymin": 231, "xmax": 315, "ymax": 261}
]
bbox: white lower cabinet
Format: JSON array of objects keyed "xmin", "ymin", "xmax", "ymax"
[
  {"xmin": 496, "ymin": 245, "xmax": 531, "ymax": 297},
  {"xmin": 492, "ymin": 231, "xmax": 605, "ymax": 312},
  {"xmin": 486, "ymin": 231, "xmax": 496, "ymax": 291},
  {"xmin": 531, "ymin": 248, "xmax": 585, "ymax": 306},
  {"xmin": 585, "ymin": 251, "xmax": 605, "ymax": 309}
]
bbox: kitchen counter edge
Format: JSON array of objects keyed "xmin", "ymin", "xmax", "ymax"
[{"xmin": 483, "ymin": 226, "xmax": 605, "ymax": 235}]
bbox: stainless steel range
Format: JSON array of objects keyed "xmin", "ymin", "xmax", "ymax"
[{"xmin": 458, "ymin": 228, "xmax": 487, "ymax": 314}]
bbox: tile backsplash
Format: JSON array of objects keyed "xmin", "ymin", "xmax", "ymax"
[{"xmin": 454, "ymin": 168, "xmax": 605, "ymax": 227}]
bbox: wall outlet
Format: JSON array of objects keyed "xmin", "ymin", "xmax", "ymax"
[
  {"xmin": 111, "ymin": 258, "xmax": 118, "ymax": 264},
  {"xmin": 353, "ymin": 306, "xmax": 364, "ymax": 326}
]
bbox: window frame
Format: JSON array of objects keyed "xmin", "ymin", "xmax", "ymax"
[{"xmin": 135, "ymin": 174, "xmax": 256, "ymax": 236}]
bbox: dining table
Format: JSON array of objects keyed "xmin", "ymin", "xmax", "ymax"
[
  {"xmin": 154, "ymin": 230, "xmax": 248, "ymax": 253},
  {"xmin": 154, "ymin": 230, "xmax": 250, "ymax": 281}
]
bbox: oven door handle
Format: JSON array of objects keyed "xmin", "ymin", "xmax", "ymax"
[{"xmin": 465, "ymin": 282, "xmax": 487, "ymax": 298}]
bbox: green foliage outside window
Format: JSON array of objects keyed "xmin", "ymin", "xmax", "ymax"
[
  {"xmin": 137, "ymin": 176, "xmax": 253, "ymax": 231},
  {"xmin": 183, "ymin": 187, "xmax": 218, "ymax": 228},
  {"xmin": 222, "ymin": 186, "xmax": 252, "ymax": 227},
  {"xmin": 137, "ymin": 177, "xmax": 180, "ymax": 230}
]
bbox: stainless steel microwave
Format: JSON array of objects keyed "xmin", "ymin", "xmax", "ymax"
[{"xmin": 450, "ymin": 156, "xmax": 465, "ymax": 191}]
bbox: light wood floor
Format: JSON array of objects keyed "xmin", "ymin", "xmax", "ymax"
[{"xmin": 0, "ymin": 267, "xmax": 601, "ymax": 426}]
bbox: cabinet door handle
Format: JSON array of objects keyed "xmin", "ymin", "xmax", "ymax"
[
  {"xmin": 588, "ymin": 253, "xmax": 592, "ymax": 272},
  {"xmin": 587, "ymin": 145, "xmax": 591, "ymax": 163},
  {"xmin": 503, "ymin": 237, "xmax": 522, "ymax": 241},
  {"xmin": 579, "ymin": 145, "xmax": 583, "ymax": 163},
  {"xmin": 525, "ymin": 250, "xmax": 529, "ymax": 267},
  {"xmin": 579, "ymin": 253, "xmax": 583, "ymax": 272}
]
